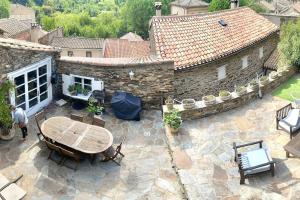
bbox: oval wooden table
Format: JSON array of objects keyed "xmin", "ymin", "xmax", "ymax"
[{"xmin": 41, "ymin": 116, "xmax": 113, "ymax": 155}]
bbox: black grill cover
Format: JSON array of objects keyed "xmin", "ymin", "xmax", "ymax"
[{"xmin": 111, "ymin": 92, "xmax": 142, "ymax": 121}]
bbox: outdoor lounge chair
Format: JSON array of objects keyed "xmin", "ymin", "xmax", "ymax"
[
  {"xmin": 102, "ymin": 136, "xmax": 125, "ymax": 166},
  {"xmin": 276, "ymin": 103, "xmax": 300, "ymax": 139},
  {"xmin": 70, "ymin": 114, "xmax": 84, "ymax": 122},
  {"xmin": 233, "ymin": 140, "xmax": 275, "ymax": 184},
  {"xmin": 45, "ymin": 141, "xmax": 64, "ymax": 165},
  {"xmin": 92, "ymin": 116, "xmax": 105, "ymax": 128},
  {"xmin": 35, "ymin": 109, "xmax": 47, "ymax": 141},
  {"xmin": 0, "ymin": 174, "xmax": 26, "ymax": 200},
  {"xmin": 59, "ymin": 147, "xmax": 81, "ymax": 171}
]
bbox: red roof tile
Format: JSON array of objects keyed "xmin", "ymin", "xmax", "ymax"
[
  {"xmin": 104, "ymin": 39, "xmax": 150, "ymax": 58},
  {"xmin": 120, "ymin": 32, "xmax": 144, "ymax": 41},
  {"xmin": 151, "ymin": 7, "xmax": 279, "ymax": 70},
  {"xmin": 264, "ymin": 48, "xmax": 278, "ymax": 71}
]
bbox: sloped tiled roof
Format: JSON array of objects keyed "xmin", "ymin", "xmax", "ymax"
[
  {"xmin": 120, "ymin": 32, "xmax": 144, "ymax": 42},
  {"xmin": 0, "ymin": 38, "xmax": 60, "ymax": 52},
  {"xmin": 170, "ymin": 0, "xmax": 209, "ymax": 8},
  {"xmin": 0, "ymin": 18, "xmax": 30, "ymax": 38},
  {"xmin": 293, "ymin": 2, "xmax": 300, "ymax": 13},
  {"xmin": 104, "ymin": 39, "xmax": 150, "ymax": 58},
  {"xmin": 151, "ymin": 7, "xmax": 279, "ymax": 70},
  {"xmin": 264, "ymin": 48, "xmax": 278, "ymax": 71},
  {"xmin": 51, "ymin": 37, "xmax": 104, "ymax": 49}
]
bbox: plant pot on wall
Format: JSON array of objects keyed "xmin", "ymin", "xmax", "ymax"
[
  {"xmin": 165, "ymin": 96, "xmax": 174, "ymax": 111},
  {"xmin": 269, "ymin": 72, "xmax": 278, "ymax": 80},
  {"xmin": 236, "ymin": 86, "xmax": 247, "ymax": 96},
  {"xmin": 219, "ymin": 90, "xmax": 231, "ymax": 101},
  {"xmin": 259, "ymin": 76, "xmax": 269, "ymax": 86},
  {"xmin": 182, "ymin": 99, "xmax": 196, "ymax": 110},
  {"xmin": 163, "ymin": 110, "xmax": 182, "ymax": 135},
  {"xmin": 202, "ymin": 95, "xmax": 216, "ymax": 106},
  {"xmin": 248, "ymin": 80, "xmax": 259, "ymax": 90}
]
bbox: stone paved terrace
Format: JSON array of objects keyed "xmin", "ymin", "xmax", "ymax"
[
  {"xmin": 167, "ymin": 94, "xmax": 300, "ymax": 200},
  {"xmin": 0, "ymin": 104, "xmax": 184, "ymax": 200}
]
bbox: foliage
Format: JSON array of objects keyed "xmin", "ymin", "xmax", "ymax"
[
  {"xmin": 0, "ymin": 80, "xmax": 14, "ymax": 129},
  {"xmin": 236, "ymin": 86, "xmax": 247, "ymax": 93},
  {"xmin": 87, "ymin": 100, "xmax": 104, "ymax": 114},
  {"xmin": 272, "ymin": 76, "xmax": 300, "ymax": 102},
  {"xmin": 219, "ymin": 90, "xmax": 230, "ymax": 97},
  {"xmin": 163, "ymin": 109, "xmax": 182, "ymax": 129},
  {"xmin": 279, "ymin": 19, "xmax": 300, "ymax": 68},
  {"xmin": 209, "ymin": 0, "xmax": 267, "ymax": 13},
  {"xmin": 260, "ymin": 76, "xmax": 269, "ymax": 82},
  {"xmin": 0, "ymin": 0, "xmax": 9, "ymax": 19},
  {"xmin": 202, "ymin": 95, "xmax": 216, "ymax": 101},
  {"xmin": 249, "ymin": 79, "xmax": 258, "ymax": 86}
]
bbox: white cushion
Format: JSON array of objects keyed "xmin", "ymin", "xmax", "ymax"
[
  {"xmin": 241, "ymin": 148, "xmax": 273, "ymax": 175},
  {"xmin": 0, "ymin": 174, "xmax": 9, "ymax": 188},
  {"xmin": 0, "ymin": 184, "xmax": 27, "ymax": 200},
  {"xmin": 279, "ymin": 109, "xmax": 300, "ymax": 133}
]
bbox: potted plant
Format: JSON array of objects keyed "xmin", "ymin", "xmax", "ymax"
[
  {"xmin": 163, "ymin": 109, "xmax": 182, "ymax": 134},
  {"xmin": 68, "ymin": 85, "xmax": 76, "ymax": 96},
  {"xmin": 269, "ymin": 71, "xmax": 278, "ymax": 79},
  {"xmin": 75, "ymin": 84, "xmax": 83, "ymax": 95},
  {"xmin": 236, "ymin": 86, "xmax": 247, "ymax": 96},
  {"xmin": 87, "ymin": 99, "xmax": 104, "ymax": 117},
  {"xmin": 219, "ymin": 90, "xmax": 231, "ymax": 101},
  {"xmin": 249, "ymin": 79, "xmax": 259, "ymax": 90},
  {"xmin": 202, "ymin": 95, "xmax": 216, "ymax": 106},
  {"xmin": 259, "ymin": 76, "xmax": 269, "ymax": 86},
  {"xmin": 165, "ymin": 96, "xmax": 173, "ymax": 110},
  {"xmin": 82, "ymin": 88, "xmax": 91, "ymax": 96},
  {"xmin": 0, "ymin": 80, "xmax": 15, "ymax": 140},
  {"xmin": 182, "ymin": 99, "xmax": 196, "ymax": 109}
]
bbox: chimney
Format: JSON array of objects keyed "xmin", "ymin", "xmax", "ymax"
[
  {"xmin": 30, "ymin": 22, "xmax": 41, "ymax": 43},
  {"xmin": 230, "ymin": 0, "xmax": 239, "ymax": 9},
  {"xmin": 155, "ymin": 2, "xmax": 162, "ymax": 16}
]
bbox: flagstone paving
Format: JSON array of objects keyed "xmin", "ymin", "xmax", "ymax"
[
  {"xmin": 0, "ymin": 104, "xmax": 184, "ymax": 200},
  {"xmin": 166, "ymin": 94, "xmax": 300, "ymax": 200}
]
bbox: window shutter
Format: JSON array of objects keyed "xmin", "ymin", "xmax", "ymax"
[
  {"xmin": 62, "ymin": 74, "xmax": 73, "ymax": 95},
  {"xmin": 92, "ymin": 80, "xmax": 104, "ymax": 91}
]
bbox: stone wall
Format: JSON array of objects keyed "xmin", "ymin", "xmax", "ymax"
[
  {"xmin": 261, "ymin": 13, "xmax": 299, "ymax": 27},
  {"xmin": 57, "ymin": 58, "xmax": 174, "ymax": 109},
  {"xmin": 164, "ymin": 67, "xmax": 297, "ymax": 120},
  {"xmin": 174, "ymin": 33, "xmax": 279, "ymax": 100},
  {"xmin": 0, "ymin": 46, "xmax": 59, "ymax": 81}
]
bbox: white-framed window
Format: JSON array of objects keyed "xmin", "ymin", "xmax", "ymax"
[
  {"xmin": 86, "ymin": 51, "xmax": 92, "ymax": 57},
  {"xmin": 217, "ymin": 65, "xmax": 226, "ymax": 80},
  {"xmin": 242, "ymin": 56, "xmax": 248, "ymax": 69},
  {"xmin": 68, "ymin": 51, "xmax": 73, "ymax": 57},
  {"xmin": 74, "ymin": 75, "xmax": 93, "ymax": 91},
  {"xmin": 259, "ymin": 47, "xmax": 264, "ymax": 59}
]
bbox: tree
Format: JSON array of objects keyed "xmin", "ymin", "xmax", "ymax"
[
  {"xmin": 279, "ymin": 19, "xmax": 300, "ymax": 68},
  {"xmin": 11, "ymin": 0, "xmax": 29, "ymax": 6},
  {"xmin": 208, "ymin": 0, "xmax": 230, "ymax": 12},
  {"xmin": 0, "ymin": 0, "xmax": 9, "ymax": 19}
]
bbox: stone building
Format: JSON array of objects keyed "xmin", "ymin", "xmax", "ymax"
[
  {"xmin": 170, "ymin": 0, "xmax": 209, "ymax": 15},
  {"xmin": 150, "ymin": 7, "xmax": 279, "ymax": 100},
  {"xmin": 120, "ymin": 32, "xmax": 144, "ymax": 42},
  {"xmin": 10, "ymin": 3, "xmax": 36, "ymax": 21},
  {"xmin": 0, "ymin": 38, "xmax": 60, "ymax": 116}
]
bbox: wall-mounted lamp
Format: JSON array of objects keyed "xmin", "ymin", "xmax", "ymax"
[{"xmin": 129, "ymin": 70, "xmax": 134, "ymax": 80}]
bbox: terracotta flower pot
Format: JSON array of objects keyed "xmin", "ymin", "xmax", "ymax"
[
  {"xmin": 0, "ymin": 128, "xmax": 15, "ymax": 141},
  {"xmin": 168, "ymin": 126, "xmax": 179, "ymax": 134},
  {"xmin": 182, "ymin": 99, "xmax": 196, "ymax": 110}
]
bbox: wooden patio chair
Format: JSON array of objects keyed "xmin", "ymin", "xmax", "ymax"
[
  {"xmin": 45, "ymin": 141, "xmax": 64, "ymax": 165},
  {"xmin": 92, "ymin": 115, "xmax": 105, "ymax": 127},
  {"xmin": 70, "ymin": 114, "xmax": 84, "ymax": 122},
  {"xmin": 35, "ymin": 109, "xmax": 47, "ymax": 141},
  {"xmin": 102, "ymin": 136, "xmax": 125, "ymax": 166},
  {"xmin": 276, "ymin": 103, "xmax": 300, "ymax": 139},
  {"xmin": 233, "ymin": 140, "xmax": 275, "ymax": 184},
  {"xmin": 284, "ymin": 132, "xmax": 300, "ymax": 158},
  {"xmin": 59, "ymin": 147, "xmax": 81, "ymax": 171}
]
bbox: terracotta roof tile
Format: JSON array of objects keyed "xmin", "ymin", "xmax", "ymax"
[
  {"xmin": 0, "ymin": 38, "xmax": 61, "ymax": 52},
  {"xmin": 120, "ymin": 32, "xmax": 144, "ymax": 41},
  {"xmin": 103, "ymin": 39, "xmax": 150, "ymax": 58},
  {"xmin": 51, "ymin": 37, "xmax": 104, "ymax": 49},
  {"xmin": 264, "ymin": 48, "xmax": 278, "ymax": 71},
  {"xmin": 0, "ymin": 18, "xmax": 30, "ymax": 38},
  {"xmin": 151, "ymin": 7, "xmax": 279, "ymax": 70}
]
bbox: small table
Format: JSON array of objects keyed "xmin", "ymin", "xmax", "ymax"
[
  {"xmin": 284, "ymin": 133, "xmax": 300, "ymax": 158},
  {"xmin": 41, "ymin": 117, "xmax": 113, "ymax": 155}
]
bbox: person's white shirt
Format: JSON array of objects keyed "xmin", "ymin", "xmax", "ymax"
[{"xmin": 13, "ymin": 108, "xmax": 28, "ymax": 125}]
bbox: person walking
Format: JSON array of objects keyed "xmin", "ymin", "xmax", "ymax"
[{"xmin": 10, "ymin": 105, "xmax": 28, "ymax": 140}]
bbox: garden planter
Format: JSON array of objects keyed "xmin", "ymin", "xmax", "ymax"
[
  {"xmin": 166, "ymin": 103, "xmax": 173, "ymax": 111},
  {"xmin": 259, "ymin": 77, "xmax": 269, "ymax": 86},
  {"xmin": 0, "ymin": 128, "xmax": 15, "ymax": 141},
  {"xmin": 182, "ymin": 99, "xmax": 196, "ymax": 110},
  {"xmin": 249, "ymin": 83, "xmax": 259, "ymax": 90},
  {"xmin": 269, "ymin": 72, "xmax": 278, "ymax": 80},
  {"xmin": 236, "ymin": 87, "xmax": 247, "ymax": 96},
  {"xmin": 168, "ymin": 125, "xmax": 179, "ymax": 134},
  {"xmin": 202, "ymin": 95, "xmax": 216, "ymax": 106},
  {"xmin": 219, "ymin": 90, "xmax": 231, "ymax": 101}
]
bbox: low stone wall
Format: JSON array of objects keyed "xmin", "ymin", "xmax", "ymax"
[{"xmin": 163, "ymin": 67, "xmax": 297, "ymax": 120}]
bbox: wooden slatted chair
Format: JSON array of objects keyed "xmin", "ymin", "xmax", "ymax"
[
  {"xmin": 92, "ymin": 115, "xmax": 105, "ymax": 128},
  {"xmin": 35, "ymin": 110, "xmax": 47, "ymax": 141},
  {"xmin": 276, "ymin": 103, "xmax": 300, "ymax": 139},
  {"xmin": 102, "ymin": 136, "xmax": 125, "ymax": 166},
  {"xmin": 233, "ymin": 140, "xmax": 275, "ymax": 184},
  {"xmin": 70, "ymin": 114, "xmax": 84, "ymax": 122},
  {"xmin": 45, "ymin": 141, "xmax": 64, "ymax": 165},
  {"xmin": 59, "ymin": 147, "xmax": 81, "ymax": 171}
]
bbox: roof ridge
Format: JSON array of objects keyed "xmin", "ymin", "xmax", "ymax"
[{"xmin": 152, "ymin": 6, "xmax": 250, "ymax": 19}]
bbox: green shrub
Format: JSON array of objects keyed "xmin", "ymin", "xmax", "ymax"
[
  {"xmin": 219, "ymin": 90, "xmax": 230, "ymax": 97},
  {"xmin": 163, "ymin": 109, "xmax": 182, "ymax": 129},
  {"xmin": 0, "ymin": 80, "xmax": 14, "ymax": 129}
]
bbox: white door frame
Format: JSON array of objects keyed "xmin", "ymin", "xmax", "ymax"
[{"xmin": 7, "ymin": 57, "xmax": 53, "ymax": 116}]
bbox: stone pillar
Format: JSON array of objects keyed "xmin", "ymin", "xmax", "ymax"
[
  {"xmin": 30, "ymin": 23, "xmax": 41, "ymax": 43},
  {"xmin": 155, "ymin": 2, "xmax": 162, "ymax": 16}
]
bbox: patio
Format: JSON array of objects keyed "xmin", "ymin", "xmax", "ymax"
[
  {"xmin": 167, "ymin": 94, "xmax": 300, "ymax": 199},
  {"xmin": 0, "ymin": 104, "xmax": 183, "ymax": 199}
]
